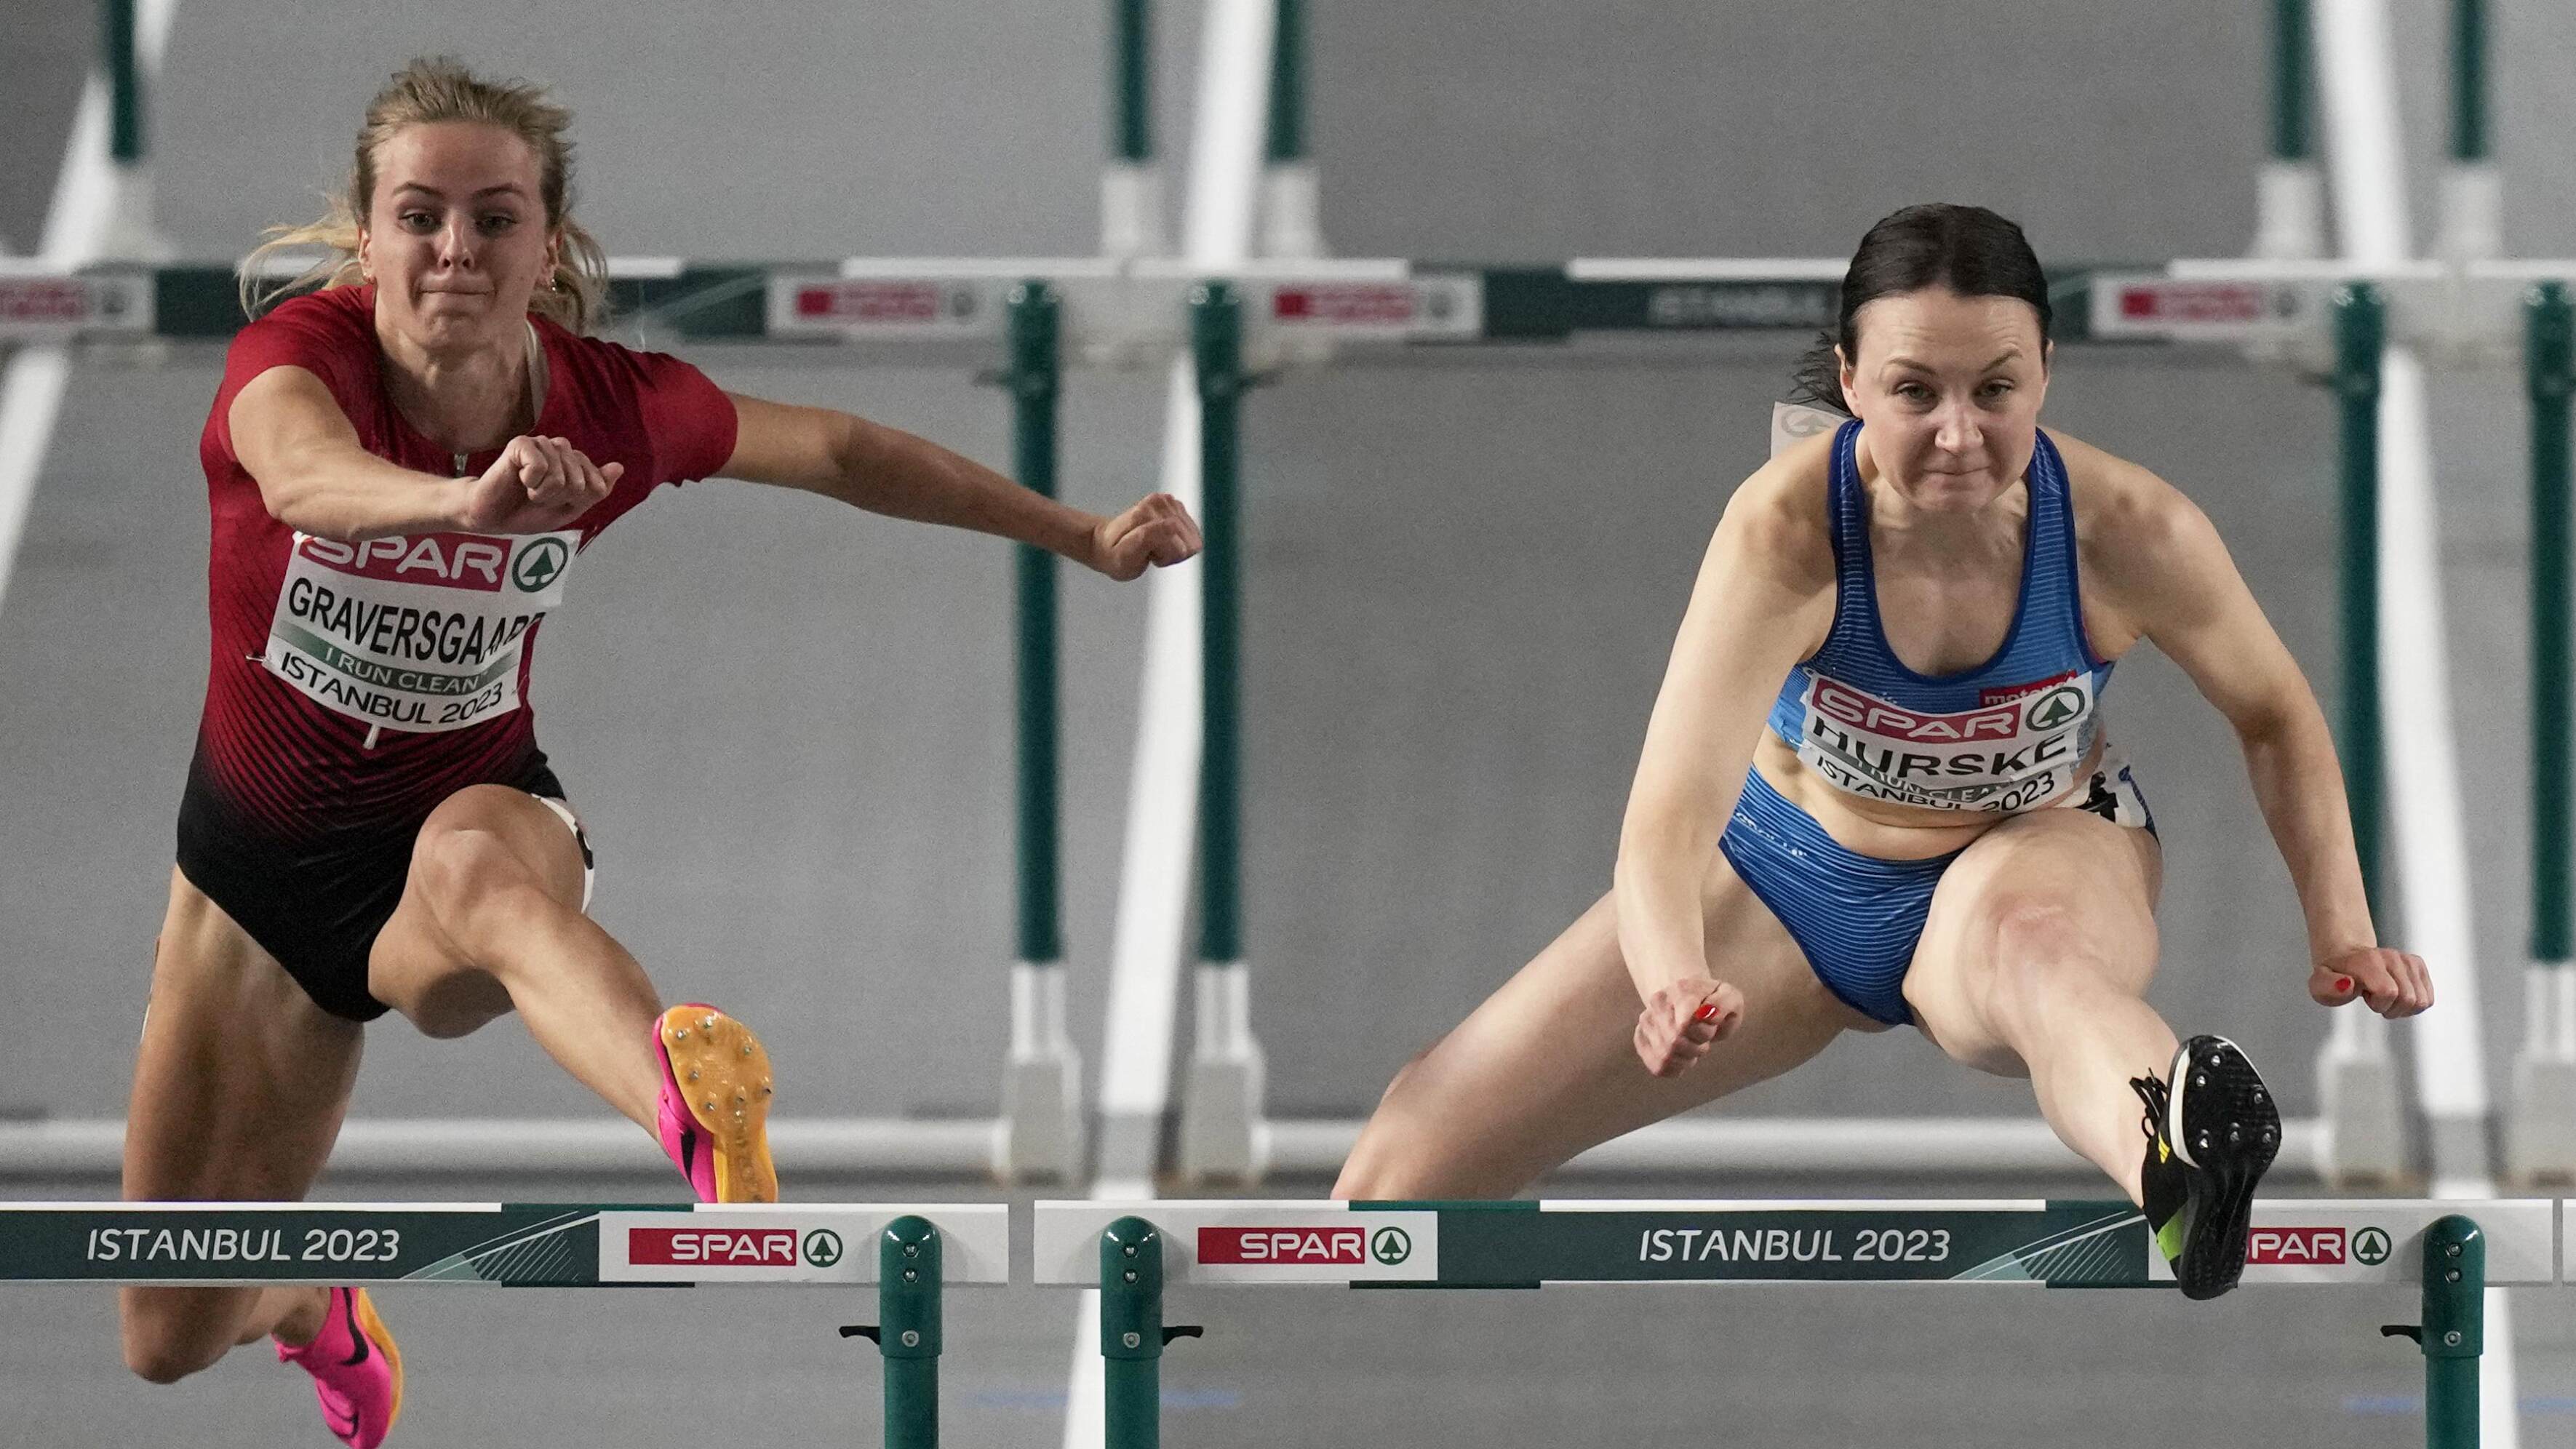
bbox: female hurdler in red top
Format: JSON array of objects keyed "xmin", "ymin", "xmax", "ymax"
[{"xmin": 124, "ymin": 60, "xmax": 1200, "ymax": 1449}]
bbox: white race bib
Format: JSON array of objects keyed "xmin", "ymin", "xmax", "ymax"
[
  {"xmin": 1794, "ymin": 671, "xmax": 2096, "ymax": 814},
  {"xmin": 262, "ymin": 529, "xmax": 578, "ymax": 735}
]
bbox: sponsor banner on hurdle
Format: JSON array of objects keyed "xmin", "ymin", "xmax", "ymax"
[
  {"xmin": 2085, "ymin": 273, "xmax": 2314, "ymax": 341},
  {"xmin": 1041, "ymin": 1199, "xmax": 2561, "ymax": 1290},
  {"xmin": 1247, "ymin": 272, "xmax": 1485, "ymax": 343},
  {"xmin": 0, "ymin": 264, "xmax": 154, "ymax": 342},
  {"xmin": 767, "ymin": 272, "xmax": 1011, "ymax": 340},
  {"xmin": 2225, "ymin": 1199, "xmax": 2555, "ymax": 1286},
  {"xmin": 0, "ymin": 1202, "xmax": 1008, "ymax": 1286},
  {"xmin": 1037, "ymin": 1202, "xmax": 1440, "ymax": 1284}
]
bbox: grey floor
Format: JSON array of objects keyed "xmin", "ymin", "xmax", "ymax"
[{"xmin": 4, "ymin": 1, "xmax": 2574, "ymax": 1446}]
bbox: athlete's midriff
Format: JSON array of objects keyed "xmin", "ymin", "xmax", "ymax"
[{"xmin": 1752, "ymin": 730, "xmax": 2106, "ymax": 861}]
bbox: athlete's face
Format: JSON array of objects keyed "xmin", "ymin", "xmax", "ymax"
[
  {"xmin": 1837, "ymin": 288, "xmax": 2049, "ymax": 512},
  {"xmin": 357, "ymin": 122, "xmax": 559, "ymax": 352}
]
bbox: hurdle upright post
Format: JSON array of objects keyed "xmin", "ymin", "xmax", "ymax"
[
  {"xmin": 1261, "ymin": 0, "xmax": 1323, "ymax": 260},
  {"xmin": 1104, "ymin": 0, "xmax": 1166, "ymax": 257},
  {"xmin": 875, "ymin": 1216, "xmax": 943, "ymax": 1449},
  {"xmin": 2318, "ymin": 284, "xmax": 2409, "ymax": 1184},
  {"xmin": 1181, "ymin": 282, "xmax": 1269, "ymax": 1183},
  {"xmin": 2387, "ymin": 1214, "xmax": 2486, "ymax": 1449},
  {"xmin": 997, "ymin": 282, "xmax": 1085, "ymax": 1182},
  {"xmin": 2436, "ymin": 0, "xmax": 2500, "ymax": 263},
  {"xmin": 1100, "ymin": 1215, "xmax": 1195, "ymax": 1449},
  {"xmin": 93, "ymin": 0, "xmax": 172, "ymax": 261},
  {"xmin": 2252, "ymin": 0, "xmax": 2323, "ymax": 259},
  {"xmin": 2509, "ymin": 281, "xmax": 2576, "ymax": 1182}
]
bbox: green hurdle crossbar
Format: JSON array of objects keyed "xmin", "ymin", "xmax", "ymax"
[
  {"xmin": 0, "ymin": 1202, "xmax": 1007, "ymax": 1449},
  {"xmin": 1037, "ymin": 1199, "xmax": 2559, "ymax": 1449}
]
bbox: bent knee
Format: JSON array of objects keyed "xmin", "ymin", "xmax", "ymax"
[
  {"xmin": 1981, "ymin": 898, "xmax": 2150, "ymax": 1015},
  {"xmin": 411, "ymin": 826, "xmax": 560, "ymax": 943},
  {"xmin": 1333, "ymin": 1047, "xmax": 1497, "ymax": 1201},
  {"xmin": 121, "ymin": 1297, "xmax": 231, "ymax": 1384}
]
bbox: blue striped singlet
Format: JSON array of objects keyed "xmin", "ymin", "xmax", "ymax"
[{"xmin": 1719, "ymin": 420, "xmax": 2142, "ymax": 1026}]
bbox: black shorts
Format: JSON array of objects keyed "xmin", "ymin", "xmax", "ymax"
[{"xmin": 174, "ymin": 752, "xmax": 588, "ymax": 1023}]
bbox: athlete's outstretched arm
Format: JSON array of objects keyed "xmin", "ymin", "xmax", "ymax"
[
  {"xmin": 1615, "ymin": 455, "xmax": 1837, "ymax": 1074},
  {"xmin": 719, "ymin": 394, "xmax": 1199, "ymax": 579},
  {"xmin": 2086, "ymin": 460, "xmax": 2432, "ymax": 1019},
  {"xmin": 230, "ymin": 366, "xmax": 615, "ymax": 540}
]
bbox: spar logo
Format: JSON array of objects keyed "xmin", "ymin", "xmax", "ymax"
[
  {"xmin": 1272, "ymin": 284, "xmax": 1427, "ymax": 325},
  {"xmin": 511, "ymin": 537, "xmax": 570, "ymax": 593},
  {"xmin": 793, "ymin": 281, "xmax": 978, "ymax": 324},
  {"xmin": 298, "ymin": 532, "xmax": 511, "ymax": 592},
  {"xmin": 2022, "ymin": 685, "xmax": 2086, "ymax": 732},
  {"xmin": 2247, "ymin": 1226, "xmax": 2358, "ymax": 1266},
  {"xmin": 1811, "ymin": 678, "xmax": 2019, "ymax": 744},
  {"xmin": 626, "ymin": 1226, "xmax": 842, "ymax": 1268},
  {"xmin": 1199, "ymin": 1226, "xmax": 1368, "ymax": 1266},
  {"xmin": 1370, "ymin": 1227, "xmax": 1412, "ymax": 1266}
]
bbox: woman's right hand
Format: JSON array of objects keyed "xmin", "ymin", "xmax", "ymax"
[
  {"xmin": 458, "ymin": 435, "xmax": 621, "ymax": 534},
  {"xmin": 1632, "ymin": 976, "xmax": 1744, "ymax": 1077}
]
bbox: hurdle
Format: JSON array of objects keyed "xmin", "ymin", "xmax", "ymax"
[
  {"xmin": 1037, "ymin": 1197, "xmax": 2563, "ymax": 1449},
  {"xmin": 0, "ymin": 1200, "xmax": 1005, "ymax": 1448}
]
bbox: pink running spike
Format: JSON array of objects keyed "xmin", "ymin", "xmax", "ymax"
[
  {"xmin": 277, "ymin": 1286, "xmax": 402, "ymax": 1449},
  {"xmin": 653, "ymin": 1003, "xmax": 722, "ymax": 1202}
]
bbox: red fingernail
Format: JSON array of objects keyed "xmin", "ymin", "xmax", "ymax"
[
  {"xmin": 2335, "ymin": 977, "xmax": 2353, "ymax": 994},
  {"xmin": 1694, "ymin": 1002, "xmax": 1720, "ymax": 1022}
]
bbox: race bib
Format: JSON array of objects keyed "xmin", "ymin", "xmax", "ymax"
[
  {"xmin": 1794, "ymin": 670, "xmax": 2095, "ymax": 813},
  {"xmin": 261, "ymin": 530, "xmax": 578, "ymax": 734}
]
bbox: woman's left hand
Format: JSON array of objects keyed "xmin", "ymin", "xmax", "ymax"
[
  {"xmin": 1088, "ymin": 493, "xmax": 1203, "ymax": 580},
  {"xmin": 2309, "ymin": 947, "xmax": 2435, "ymax": 1018}
]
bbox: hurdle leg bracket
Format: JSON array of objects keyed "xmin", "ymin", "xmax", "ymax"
[
  {"xmin": 2506, "ymin": 964, "xmax": 2576, "ymax": 1183},
  {"xmin": 1179, "ymin": 961, "xmax": 1269, "ymax": 1183},
  {"xmin": 2317, "ymin": 1009, "xmax": 2412, "ymax": 1185},
  {"xmin": 998, "ymin": 962, "xmax": 1084, "ymax": 1182}
]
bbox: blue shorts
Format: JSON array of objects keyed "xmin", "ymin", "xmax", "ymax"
[{"xmin": 1716, "ymin": 761, "xmax": 2156, "ymax": 1026}]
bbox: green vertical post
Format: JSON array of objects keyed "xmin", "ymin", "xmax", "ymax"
[
  {"xmin": 2270, "ymin": 0, "xmax": 2313, "ymax": 162},
  {"xmin": 1101, "ymin": 1216, "xmax": 1168, "ymax": 1449},
  {"xmin": 877, "ymin": 1216, "xmax": 942, "ymax": 1449},
  {"xmin": 2334, "ymin": 286, "xmax": 2386, "ymax": 916},
  {"xmin": 2533, "ymin": 284, "xmax": 2575, "ymax": 964},
  {"xmin": 1267, "ymin": 0, "xmax": 1308, "ymax": 164},
  {"xmin": 1192, "ymin": 284, "xmax": 1245, "ymax": 967},
  {"xmin": 103, "ymin": 0, "xmax": 143, "ymax": 164},
  {"xmin": 2419, "ymin": 1215, "xmax": 2484, "ymax": 1449},
  {"xmin": 1114, "ymin": 0, "xmax": 1152, "ymax": 163},
  {"xmin": 2451, "ymin": 0, "xmax": 2489, "ymax": 162},
  {"xmin": 1010, "ymin": 284, "xmax": 1064, "ymax": 967}
]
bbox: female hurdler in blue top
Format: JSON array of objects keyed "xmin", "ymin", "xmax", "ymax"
[{"xmin": 1335, "ymin": 204, "xmax": 2435, "ymax": 1300}]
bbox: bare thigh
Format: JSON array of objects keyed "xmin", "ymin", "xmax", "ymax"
[
  {"xmin": 367, "ymin": 784, "xmax": 588, "ymax": 1037},
  {"xmin": 121, "ymin": 869, "xmax": 364, "ymax": 1378},
  {"xmin": 1902, "ymin": 809, "xmax": 2163, "ymax": 1074},
  {"xmin": 1335, "ymin": 849, "xmax": 1875, "ymax": 1199}
]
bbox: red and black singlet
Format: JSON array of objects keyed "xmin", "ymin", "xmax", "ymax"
[{"xmin": 176, "ymin": 284, "xmax": 737, "ymax": 1018}]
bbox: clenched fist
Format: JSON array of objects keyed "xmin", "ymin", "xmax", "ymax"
[
  {"xmin": 1087, "ymin": 492, "xmax": 1202, "ymax": 580},
  {"xmin": 458, "ymin": 435, "xmax": 621, "ymax": 535},
  {"xmin": 2308, "ymin": 947, "xmax": 2433, "ymax": 1018},
  {"xmin": 1633, "ymin": 976, "xmax": 1745, "ymax": 1078}
]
